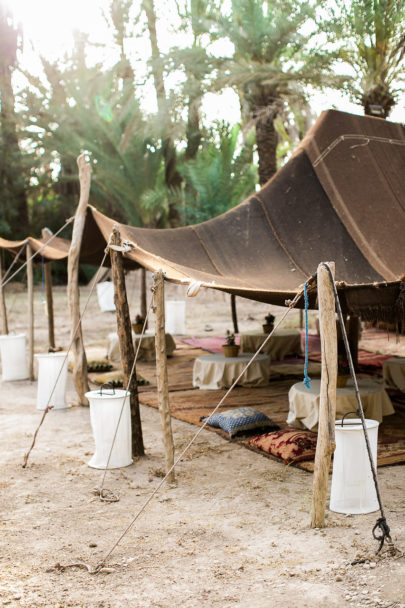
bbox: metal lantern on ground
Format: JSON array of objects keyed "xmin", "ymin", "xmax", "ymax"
[
  {"xmin": 330, "ymin": 418, "xmax": 379, "ymax": 514},
  {"xmin": 0, "ymin": 333, "xmax": 29, "ymax": 381},
  {"xmin": 85, "ymin": 387, "xmax": 132, "ymax": 469},
  {"xmin": 35, "ymin": 352, "xmax": 69, "ymax": 410}
]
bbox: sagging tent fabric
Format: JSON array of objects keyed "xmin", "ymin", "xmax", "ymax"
[
  {"xmin": 0, "ymin": 235, "xmax": 70, "ymax": 262},
  {"xmin": 79, "ymin": 109, "xmax": 405, "ymax": 322}
]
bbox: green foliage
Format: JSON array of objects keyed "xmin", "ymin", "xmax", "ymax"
[
  {"xmin": 179, "ymin": 121, "xmax": 257, "ymax": 224},
  {"xmin": 325, "ymin": 0, "xmax": 405, "ymax": 115}
]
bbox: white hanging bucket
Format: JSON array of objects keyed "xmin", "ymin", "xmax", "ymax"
[
  {"xmin": 330, "ymin": 418, "xmax": 379, "ymax": 514},
  {"xmin": 0, "ymin": 333, "xmax": 29, "ymax": 381},
  {"xmin": 35, "ymin": 352, "xmax": 69, "ymax": 410},
  {"xmin": 96, "ymin": 281, "xmax": 116, "ymax": 312},
  {"xmin": 85, "ymin": 388, "xmax": 132, "ymax": 469},
  {"xmin": 165, "ymin": 300, "xmax": 186, "ymax": 335}
]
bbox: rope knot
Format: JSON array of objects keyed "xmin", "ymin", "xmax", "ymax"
[{"xmin": 372, "ymin": 516, "xmax": 391, "ymax": 554}]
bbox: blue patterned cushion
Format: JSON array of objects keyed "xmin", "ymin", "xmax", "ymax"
[{"xmin": 201, "ymin": 407, "xmax": 279, "ymax": 437}]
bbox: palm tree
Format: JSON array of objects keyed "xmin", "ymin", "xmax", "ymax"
[
  {"xmin": 328, "ymin": 0, "xmax": 405, "ymax": 118},
  {"xmin": 209, "ymin": 0, "xmax": 340, "ymax": 185}
]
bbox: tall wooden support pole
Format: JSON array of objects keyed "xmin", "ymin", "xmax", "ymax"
[
  {"xmin": 299, "ymin": 308, "xmax": 304, "ymax": 329},
  {"xmin": 231, "ymin": 294, "xmax": 239, "ymax": 334},
  {"xmin": 141, "ymin": 267, "xmax": 148, "ymax": 329},
  {"xmin": 26, "ymin": 243, "xmax": 35, "ymax": 380},
  {"xmin": 41, "ymin": 229, "xmax": 55, "ymax": 349},
  {"xmin": 0, "ymin": 253, "xmax": 8, "ymax": 334},
  {"xmin": 67, "ymin": 154, "xmax": 90, "ymax": 406},
  {"xmin": 110, "ymin": 226, "xmax": 144, "ymax": 457},
  {"xmin": 311, "ymin": 262, "xmax": 337, "ymax": 528},
  {"xmin": 153, "ymin": 270, "xmax": 175, "ymax": 482}
]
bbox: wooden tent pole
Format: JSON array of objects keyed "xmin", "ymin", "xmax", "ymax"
[
  {"xmin": 26, "ymin": 243, "xmax": 34, "ymax": 380},
  {"xmin": 231, "ymin": 294, "xmax": 238, "ymax": 334},
  {"xmin": 0, "ymin": 253, "xmax": 8, "ymax": 334},
  {"xmin": 311, "ymin": 261, "xmax": 337, "ymax": 528},
  {"xmin": 153, "ymin": 270, "xmax": 175, "ymax": 482},
  {"xmin": 67, "ymin": 154, "xmax": 90, "ymax": 406},
  {"xmin": 348, "ymin": 315, "xmax": 360, "ymax": 370},
  {"xmin": 41, "ymin": 229, "xmax": 55, "ymax": 350},
  {"xmin": 110, "ymin": 225, "xmax": 144, "ymax": 457},
  {"xmin": 141, "ymin": 267, "xmax": 148, "ymax": 328}
]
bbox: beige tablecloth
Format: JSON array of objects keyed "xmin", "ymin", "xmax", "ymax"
[
  {"xmin": 287, "ymin": 378, "xmax": 395, "ymax": 431},
  {"xmin": 383, "ymin": 357, "xmax": 405, "ymax": 391},
  {"xmin": 107, "ymin": 331, "xmax": 176, "ymax": 362},
  {"xmin": 193, "ymin": 353, "xmax": 270, "ymax": 390},
  {"xmin": 240, "ymin": 328, "xmax": 302, "ymax": 360}
]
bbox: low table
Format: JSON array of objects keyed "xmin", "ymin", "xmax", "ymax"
[
  {"xmin": 240, "ymin": 328, "xmax": 302, "ymax": 360},
  {"xmin": 287, "ymin": 378, "xmax": 395, "ymax": 431},
  {"xmin": 107, "ymin": 331, "xmax": 176, "ymax": 362},
  {"xmin": 192, "ymin": 353, "xmax": 270, "ymax": 390},
  {"xmin": 383, "ymin": 357, "xmax": 405, "ymax": 392}
]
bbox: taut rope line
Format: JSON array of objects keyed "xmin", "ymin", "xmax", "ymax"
[
  {"xmin": 1, "ymin": 217, "xmax": 74, "ymax": 289},
  {"xmin": 2, "ymin": 242, "xmax": 27, "ymax": 283},
  {"xmin": 93, "ymin": 288, "xmax": 304, "ymax": 572},
  {"xmin": 22, "ymin": 245, "xmax": 111, "ymax": 468}
]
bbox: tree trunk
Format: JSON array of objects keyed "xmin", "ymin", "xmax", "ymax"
[
  {"xmin": 0, "ymin": 14, "xmax": 29, "ymax": 237},
  {"xmin": 143, "ymin": 0, "xmax": 182, "ymax": 227},
  {"xmin": 110, "ymin": 226, "xmax": 144, "ymax": 457},
  {"xmin": 67, "ymin": 154, "xmax": 90, "ymax": 406},
  {"xmin": 250, "ymin": 86, "xmax": 278, "ymax": 185}
]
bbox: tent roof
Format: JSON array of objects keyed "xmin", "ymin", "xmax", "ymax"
[
  {"xmin": 0, "ymin": 235, "xmax": 71, "ymax": 262},
  {"xmin": 80, "ymin": 109, "xmax": 405, "ymax": 319}
]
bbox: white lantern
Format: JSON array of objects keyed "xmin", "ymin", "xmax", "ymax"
[
  {"xmin": 35, "ymin": 352, "xmax": 69, "ymax": 410},
  {"xmin": 330, "ymin": 418, "xmax": 379, "ymax": 514},
  {"xmin": 0, "ymin": 333, "xmax": 29, "ymax": 381},
  {"xmin": 85, "ymin": 388, "xmax": 132, "ymax": 469}
]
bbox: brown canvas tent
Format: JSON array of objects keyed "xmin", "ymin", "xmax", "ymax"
[
  {"xmin": 0, "ymin": 235, "xmax": 71, "ymax": 262},
  {"xmin": 78, "ymin": 109, "xmax": 405, "ymax": 322}
]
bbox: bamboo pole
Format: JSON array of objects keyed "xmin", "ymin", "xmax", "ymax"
[
  {"xmin": 0, "ymin": 253, "xmax": 8, "ymax": 334},
  {"xmin": 67, "ymin": 154, "xmax": 90, "ymax": 406},
  {"xmin": 26, "ymin": 243, "xmax": 34, "ymax": 380},
  {"xmin": 311, "ymin": 261, "xmax": 337, "ymax": 528},
  {"xmin": 231, "ymin": 294, "xmax": 239, "ymax": 334},
  {"xmin": 110, "ymin": 226, "xmax": 144, "ymax": 457},
  {"xmin": 153, "ymin": 270, "xmax": 175, "ymax": 482},
  {"xmin": 41, "ymin": 228, "xmax": 55, "ymax": 350}
]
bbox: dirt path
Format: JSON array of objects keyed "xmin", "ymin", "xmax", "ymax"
[{"xmin": 0, "ymin": 279, "xmax": 404, "ymax": 607}]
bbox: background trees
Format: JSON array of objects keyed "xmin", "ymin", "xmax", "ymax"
[{"xmin": 0, "ymin": 0, "xmax": 404, "ymax": 243}]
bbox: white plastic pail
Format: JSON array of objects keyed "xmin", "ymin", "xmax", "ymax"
[
  {"xmin": 165, "ymin": 300, "xmax": 186, "ymax": 335},
  {"xmin": 0, "ymin": 333, "xmax": 29, "ymax": 381},
  {"xmin": 96, "ymin": 281, "xmax": 116, "ymax": 312},
  {"xmin": 35, "ymin": 352, "xmax": 69, "ymax": 410},
  {"xmin": 330, "ymin": 418, "xmax": 379, "ymax": 514},
  {"xmin": 85, "ymin": 388, "xmax": 132, "ymax": 469}
]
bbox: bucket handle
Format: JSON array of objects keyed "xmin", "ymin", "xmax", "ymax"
[
  {"xmin": 98, "ymin": 382, "xmax": 116, "ymax": 396},
  {"xmin": 340, "ymin": 410, "xmax": 362, "ymax": 426}
]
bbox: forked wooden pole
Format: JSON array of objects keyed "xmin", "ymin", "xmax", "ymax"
[
  {"xmin": 311, "ymin": 261, "xmax": 337, "ymax": 528},
  {"xmin": 67, "ymin": 154, "xmax": 90, "ymax": 406},
  {"xmin": 110, "ymin": 226, "xmax": 144, "ymax": 457},
  {"xmin": 42, "ymin": 229, "xmax": 55, "ymax": 350},
  {"xmin": 27, "ymin": 243, "xmax": 34, "ymax": 380},
  {"xmin": 0, "ymin": 253, "xmax": 8, "ymax": 334},
  {"xmin": 153, "ymin": 270, "xmax": 175, "ymax": 482}
]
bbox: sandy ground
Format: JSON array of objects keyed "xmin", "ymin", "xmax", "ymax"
[{"xmin": 0, "ymin": 276, "xmax": 404, "ymax": 608}]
